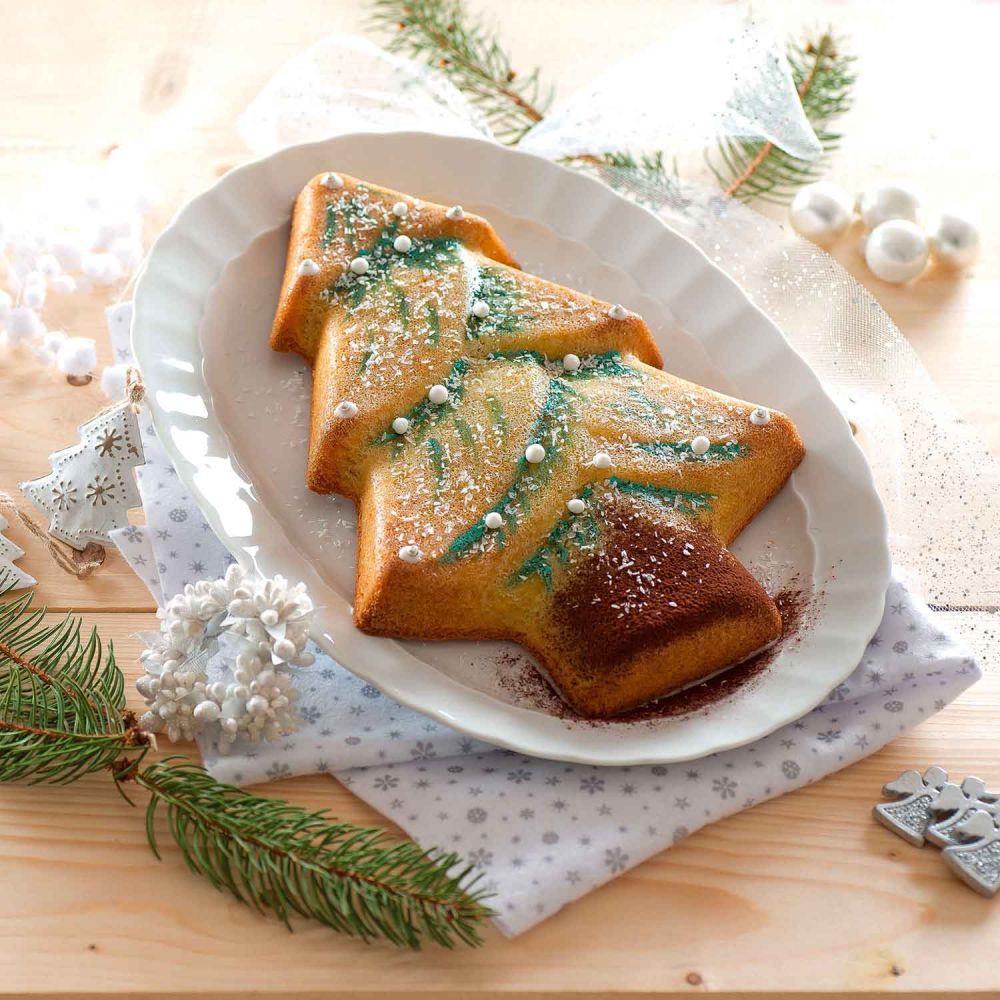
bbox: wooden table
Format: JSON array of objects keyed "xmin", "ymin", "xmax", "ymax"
[{"xmin": 1, "ymin": 1, "xmax": 997, "ymax": 996}]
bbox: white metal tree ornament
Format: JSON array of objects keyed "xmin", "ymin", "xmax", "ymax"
[
  {"xmin": 0, "ymin": 515, "xmax": 36, "ymax": 590},
  {"xmin": 20, "ymin": 400, "xmax": 144, "ymax": 549}
]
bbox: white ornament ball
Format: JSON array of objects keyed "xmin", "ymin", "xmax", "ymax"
[
  {"xmin": 859, "ymin": 182, "xmax": 920, "ymax": 231},
  {"xmin": 349, "ymin": 256, "xmax": 369, "ymax": 275},
  {"xmin": 428, "ymin": 383, "xmax": 449, "ymax": 405},
  {"xmin": 592, "ymin": 451, "xmax": 613, "ymax": 469},
  {"xmin": 55, "ymin": 336, "xmax": 98, "ymax": 376},
  {"xmin": 392, "ymin": 416, "xmax": 410, "ymax": 435},
  {"xmin": 567, "ymin": 497, "xmax": 586, "ymax": 514},
  {"xmin": 561, "ymin": 353, "xmax": 581, "ymax": 373},
  {"xmin": 928, "ymin": 211, "xmax": 980, "ymax": 269},
  {"xmin": 524, "ymin": 443, "xmax": 546, "ymax": 464},
  {"xmin": 334, "ymin": 400, "xmax": 358, "ymax": 419},
  {"xmin": 100, "ymin": 363, "xmax": 128, "ymax": 400},
  {"xmin": 691, "ymin": 435, "xmax": 711, "ymax": 456},
  {"xmin": 8, "ymin": 306, "xmax": 43, "ymax": 343},
  {"xmin": 484, "ymin": 511, "xmax": 503, "ymax": 530},
  {"xmin": 393, "ymin": 235, "xmax": 412, "ymax": 254},
  {"xmin": 788, "ymin": 181, "xmax": 854, "ymax": 244},
  {"xmin": 471, "ymin": 299, "xmax": 490, "ymax": 319},
  {"xmin": 864, "ymin": 219, "xmax": 929, "ymax": 284}
]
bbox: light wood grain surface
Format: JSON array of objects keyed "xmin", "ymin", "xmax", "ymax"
[{"xmin": 1, "ymin": 1, "xmax": 998, "ymax": 996}]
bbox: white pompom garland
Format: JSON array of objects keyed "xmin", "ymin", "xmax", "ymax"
[{"xmin": 136, "ymin": 564, "xmax": 316, "ymax": 751}]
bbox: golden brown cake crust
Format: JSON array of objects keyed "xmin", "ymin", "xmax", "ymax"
[{"xmin": 271, "ymin": 172, "xmax": 805, "ymax": 718}]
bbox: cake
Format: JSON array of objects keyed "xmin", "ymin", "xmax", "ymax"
[{"xmin": 271, "ymin": 172, "xmax": 805, "ymax": 717}]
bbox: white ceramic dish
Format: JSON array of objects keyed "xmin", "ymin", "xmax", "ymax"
[{"xmin": 132, "ymin": 131, "xmax": 890, "ymax": 764}]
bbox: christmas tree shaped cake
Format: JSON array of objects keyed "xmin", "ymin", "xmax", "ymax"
[{"xmin": 271, "ymin": 173, "xmax": 805, "ymax": 717}]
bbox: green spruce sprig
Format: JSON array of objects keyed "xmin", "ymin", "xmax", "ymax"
[
  {"xmin": 367, "ymin": 2, "xmax": 855, "ymax": 205},
  {"xmin": 0, "ymin": 581, "xmax": 492, "ymax": 948},
  {"xmin": 137, "ymin": 759, "xmax": 491, "ymax": 947},
  {"xmin": 709, "ymin": 32, "xmax": 856, "ymax": 203},
  {"xmin": 370, "ymin": 0, "xmax": 552, "ymax": 143}
]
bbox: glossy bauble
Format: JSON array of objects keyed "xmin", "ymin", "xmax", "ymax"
[
  {"xmin": 859, "ymin": 182, "xmax": 920, "ymax": 231},
  {"xmin": 864, "ymin": 219, "xmax": 930, "ymax": 284},
  {"xmin": 928, "ymin": 211, "xmax": 980, "ymax": 269},
  {"xmin": 789, "ymin": 182, "xmax": 855, "ymax": 244}
]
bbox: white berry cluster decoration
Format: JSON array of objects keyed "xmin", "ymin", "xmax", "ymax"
[
  {"xmin": 789, "ymin": 180, "xmax": 979, "ymax": 284},
  {"xmin": 0, "ymin": 149, "xmax": 157, "ymax": 385},
  {"xmin": 136, "ymin": 564, "xmax": 315, "ymax": 751}
]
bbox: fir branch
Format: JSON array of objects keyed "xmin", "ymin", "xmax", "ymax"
[
  {"xmin": 137, "ymin": 758, "xmax": 493, "ymax": 948},
  {"xmin": 709, "ymin": 31, "xmax": 856, "ymax": 203},
  {"xmin": 369, "ymin": 0, "xmax": 552, "ymax": 143},
  {"xmin": 0, "ymin": 584, "xmax": 149, "ymax": 783},
  {"xmin": 0, "ymin": 585, "xmax": 492, "ymax": 948}
]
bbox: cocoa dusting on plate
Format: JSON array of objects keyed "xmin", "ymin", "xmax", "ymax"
[{"xmin": 496, "ymin": 585, "xmax": 817, "ymax": 726}]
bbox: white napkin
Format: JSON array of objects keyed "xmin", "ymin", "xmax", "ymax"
[{"xmin": 109, "ymin": 306, "xmax": 981, "ymax": 936}]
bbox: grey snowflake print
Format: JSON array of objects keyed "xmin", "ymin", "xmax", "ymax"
[
  {"xmin": 467, "ymin": 849, "xmax": 494, "ymax": 868},
  {"xmin": 299, "ymin": 705, "xmax": 321, "ymax": 725},
  {"xmin": 508, "ymin": 768, "xmax": 533, "ymax": 784},
  {"xmin": 542, "ymin": 831, "xmax": 559, "ymax": 844},
  {"xmin": 467, "ymin": 807, "xmax": 488, "ymax": 824},
  {"xmin": 373, "ymin": 774, "xmax": 398, "ymax": 791},
  {"xmin": 360, "ymin": 684, "xmax": 381, "ymax": 698},
  {"xmin": 884, "ymin": 700, "xmax": 904, "ymax": 713},
  {"xmin": 893, "ymin": 640, "xmax": 909, "ymax": 654},
  {"xmin": 580, "ymin": 776, "xmax": 605, "ymax": 795},
  {"xmin": 712, "ymin": 776, "xmax": 738, "ymax": 799},
  {"xmin": 604, "ymin": 847, "xmax": 629, "ymax": 873},
  {"xmin": 672, "ymin": 826, "xmax": 689, "ymax": 844},
  {"xmin": 782, "ymin": 760, "xmax": 801, "ymax": 779},
  {"xmin": 410, "ymin": 741, "xmax": 436, "ymax": 760},
  {"xmin": 168, "ymin": 507, "xmax": 188, "ymax": 522},
  {"xmin": 817, "ymin": 729, "xmax": 841, "ymax": 743},
  {"xmin": 266, "ymin": 761, "xmax": 291, "ymax": 780}
]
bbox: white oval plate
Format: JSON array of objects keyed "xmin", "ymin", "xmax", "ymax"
[{"xmin": 132, "ymin": 131, "xmax": 890, "ymax": 765}]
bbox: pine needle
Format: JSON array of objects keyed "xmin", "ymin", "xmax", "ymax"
[
  {"xmin": 369, "ymin": 0, "xmax": 553, "ymax": 143},
  {"xmin": 138, "ymin": 758, "xmax": 494, "ymax": 948},
  {"xmin": 709, "ymin": 31, "xmax": 856, "ymax": 203}
]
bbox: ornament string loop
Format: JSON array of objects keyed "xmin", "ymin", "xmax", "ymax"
[{"xmin": 0, "ymin": 492, "xmax": 105, "ymax": 580}]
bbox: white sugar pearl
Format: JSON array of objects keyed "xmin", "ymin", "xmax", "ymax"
[
  {"xmin": 524, "ymin": 443, "xmax": 546, "ymax": 464},
  {"xmin": 0, "ymin": 289, "xmax": 11, "ymax": 323},
  {"xmin": 398, "ymin": 544, "xmax": 422, "ymax": 563},
  {"xmin": 392, "ymin": 416, "xmax": 410, "ymax": 434},
  {"xmin": 392, "ymin": 201, "xmax": 409, "ymax": 218},
  {"xmin": 428, "ymin": 384, "xmax": 449, "ymax": 404},
  {"xmin": 349, "ymin": 256, "xmax": 369, "ymax": 275},
  {"xmin": 100, "ymin": 364, "xmax": 128, "ymax": 400},
  {"xmin": 562, "ymin": 353, "xmax": 581, "ymax": 372},
  {"xmin": 56, "ymin": 336, "xmax": 96, "ymax": 376},
  {"xmin": 608, "ymin": 303, "xmax": 627, "ymax": 320},
  {"xmin": 864, "ymin": 219, "xmax": 929, "ymax": 284},
  {"xmin": 8, "ymin": 306, "xmax": 43, "ymax": 343},
  {"xmin": 37, "ymin": 253, "xmax": 61, "ymax": 276},
  {"xmin": 446, "ymin": 205, "xmax": 465, "ymax": 220},
  {"xmin": 928, "ymin": 211, "xmax": 980, "ymax": 269},
  {"xmin": 393, "ymin": 235, "xmax": 412, "ymax": 253},
  {"xmin": 52, "ymin": 274, "xmax": 76, "ymax": 294},
  {"xmin": 322, "ymin": 172, "xmax": 344, "ymax": 189},
  {"xmin": 484, "ymin": 512, "xmax": 503, "ymax": 530},
  {"xmin": 334, "ymin": 400, "xmax": 358, "ymax": 419},
  {"xmin": 33, "ymin": 347, "xmax": 54, "ymax": 366},
  {"xmin": 50, "ymin": 239, "xmax": 84, "ymax": 272},
  {"xmin": 860, "ymin": 182, "xmax": 920, "ymax": 231},
  {"xmin": 691, "ymin": 435, "xmax": 711, "ymax": 456},
  {"xmin": 567, "ymin": 497, "xmax": 586, "ymax": 514},
  {"xmin": 297, "ymin": 258, "xmax": 320, "ymax": 276},
  {"xmin": 43, "ymin": 330, "xmax": 67, "ymax": 352},
  {"xmin": 592, "ymin": 451, "xmax": 612, "ymax": 469},
  {"xmin": 789, "ymin": 181, "xmax": 854, "ymax": 244},
  {"xmin": 110, "ymin": 236, "xmax": 143, "ymax": 270},
  {"xmin": 471, "ymin": 299, "xmax": 490, "ymax": 319},
  {"xmin": 750, "ymin": 406, "xmax": 771, "ymax": 426},
  {"xmin": 23, "ymin": 283, "xmax": 46, "ymax": 309},
  {"xmin": 193, "ymin": 700, "xmax": 221, "ymax": 723}
]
